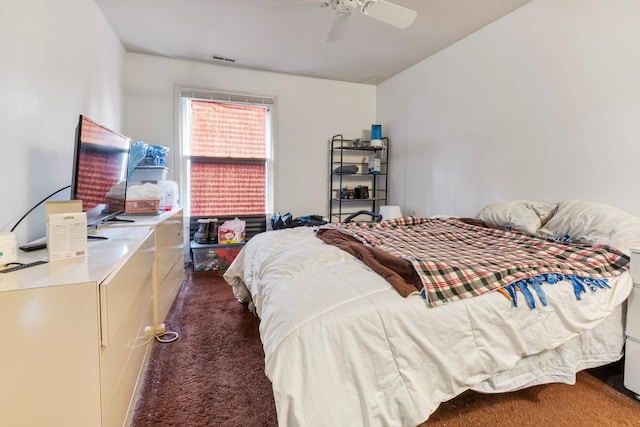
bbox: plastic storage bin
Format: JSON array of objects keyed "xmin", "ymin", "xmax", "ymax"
[
  {"xmin": 190, "ymin": 241, "xmax": 245, "ymax": 272},
  {"xmin": 130, "ymin": 166, "xmax": 168, "ymax": 183}
]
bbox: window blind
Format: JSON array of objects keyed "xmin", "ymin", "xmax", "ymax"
[
  {"xmin": 180, "ymin": 88, "xmax": 274, "ymax": 106},
  {"xmin": 182, "ymin": 91, "xmax": 273, "ymax": 218}
]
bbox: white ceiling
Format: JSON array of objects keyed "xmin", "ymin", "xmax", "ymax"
[{"xmin": 95, "ymin": 0, "xmax": 531, "ymax": 85}]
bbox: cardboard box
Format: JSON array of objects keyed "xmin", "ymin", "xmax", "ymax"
[{"xmin": 191, "ymin": 241, "xmax": 244, "ymax": 272}]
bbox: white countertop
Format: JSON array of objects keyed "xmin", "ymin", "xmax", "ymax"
[
  {"xmin": 98, "ymin": 207, "xmax": 182, "ymax": 229},
  {"xmin": 0, "ymin": 227, "xmax": 153, "ymax": 292}
]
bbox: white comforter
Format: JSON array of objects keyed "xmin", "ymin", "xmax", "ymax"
[{"xmin": 224, "ymin": 227, "xmax": 632, "ymax": 427}]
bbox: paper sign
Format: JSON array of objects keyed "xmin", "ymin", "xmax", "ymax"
[{"xmin": 47, "ymin": 212, "xmax": 87, "ymax": 262}]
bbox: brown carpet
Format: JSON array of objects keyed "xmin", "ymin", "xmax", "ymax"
[
  {"xmin": 131, "ymin": 267, "xmax": 277, "ymax": 427},
  {"xmin": 131, "ymin": 266, "xmax": 640, "ymax": 426}
]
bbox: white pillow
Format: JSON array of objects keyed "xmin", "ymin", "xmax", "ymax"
[
  {"xmin": 537, "ymin": 199, "xmax": 640, "ymax": 254},
  {"xmin": 476, "ymin": 200, "xmax": 558, "ymax": 235}
]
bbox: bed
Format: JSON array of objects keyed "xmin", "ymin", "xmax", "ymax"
[{"xmin": 223, "ymin": 199, "xmax": 639, "ymax": 426}]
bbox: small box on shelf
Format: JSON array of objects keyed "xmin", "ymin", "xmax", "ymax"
[
  {"xmin": 107, "ymin": 197, "xmax": 160, "ymax": 214},
  {"xmin": 125, "ymin": 199, "xmax": 160, "ymax": 214}
]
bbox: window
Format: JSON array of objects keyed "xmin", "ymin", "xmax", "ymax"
[{"xmin": 179, "ymin": 89, "xmax": 274, "ymax": 218}]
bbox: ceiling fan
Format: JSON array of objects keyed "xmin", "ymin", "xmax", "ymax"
[{"xmin": 270, "ymin": 0, "xmax": 418, "ymax": 42}]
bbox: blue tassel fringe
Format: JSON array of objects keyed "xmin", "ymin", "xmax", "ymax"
[{"xmin": 504, "ymin": 273, "xmax": 610, "ymax": 309}]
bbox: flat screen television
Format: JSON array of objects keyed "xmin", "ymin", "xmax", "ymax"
[{"xmin": 71, "ymin": 115, "xmax": 131, "ymax": 226}]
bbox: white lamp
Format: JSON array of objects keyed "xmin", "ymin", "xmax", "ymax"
[{"xmin": 379, "ymin": 205, "xmax": 403, "ymax": 221}]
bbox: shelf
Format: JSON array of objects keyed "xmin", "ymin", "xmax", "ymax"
[
  {"xmin": 331, "ymin": 172, "xmax": 387, "ymax": 177},
  {"xmin": 331, "ymin": 197, "xmax": 387, "ymax": 202},
  {"xmin": 331, "ymin": 162, "xmax": 387, "ymax": 166},
  {"xmin": 331, "ymin": 189, "xmax": 387, "ymax": 194},
  {"xmin": 330, "ymin": 134, "xmax": 388, "ymax": 220},
  {"xmin": 332, "ymin": 146, "xmax": 385, "ymax": 152},
  {"xmin": 330, "ymin": 135, "xmax": 388, "ymax": 150}
]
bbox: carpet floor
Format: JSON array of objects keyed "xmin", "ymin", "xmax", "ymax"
[{"xmin": 131, "ymin": 267, "xmax": 640, "ymax": 426}]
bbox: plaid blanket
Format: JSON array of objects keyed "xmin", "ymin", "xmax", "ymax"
[{"xmin": 326, "ymin": 217, "xmax": 630, "ymax": 307}]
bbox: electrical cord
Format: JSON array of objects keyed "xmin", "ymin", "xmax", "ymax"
[
  {"xmin": 129, "ymin": 328, "xmax": 179, "ymax": 348},
  {"xmin": 0, "ymin": 260, "xmax": 48, "ymax": 273},
  {"xmin": 130, "ymin": 336, "xmax": 153, "ymax": 349},
  {"xmin": 155, "ymin": 331, "xmax": 179, "ymax": 343},
  {"xmin": 10, "ymin": 185, "xmax": 72, "ymax": 232}
]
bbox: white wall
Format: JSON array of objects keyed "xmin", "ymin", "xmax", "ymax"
[
  {"xmin": 123, "ymin": 53, "xmax": 376, "ymax": 219},
  {"xmin": 378, "ymin": 0, "xmax": 640, "ymax": 218},
  {"xmin": 0, "ymin": 0, "xmax": 126, "ymax": 244}
]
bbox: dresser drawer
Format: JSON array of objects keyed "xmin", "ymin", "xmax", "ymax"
[
  {"xmin": 99, "ymin": 231, "xmax": 155, "ymax": 347},
  {"xmin": 156, "ymin": 210, "xmax": 184, "ymax": 283},
  {"xmin": 157, "ymin": 257, "xmax": 185, "ymax": 323},
  {"xmin": 624, "ymin": 339, "xmax": 640, "ymax": 395},
  {"xmin": 99, "ymin": 230, "xmax": 155, "ymax": 425},
  {"xmin": 627, "ymin": 285, "xmax": 640, "ymax": 339},
  {"xmin": 630, "ymin": 249, "xmax": 640, "ymax": 284}
]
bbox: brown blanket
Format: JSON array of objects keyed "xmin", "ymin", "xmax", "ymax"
[{"xmin": 316, "ymin": 228, "xmax": 422, "ymax": 297}]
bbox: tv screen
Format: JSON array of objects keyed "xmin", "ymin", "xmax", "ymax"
[{"xmin": 71, "ymin": 115, "xmax": 131, "ymax": 226}]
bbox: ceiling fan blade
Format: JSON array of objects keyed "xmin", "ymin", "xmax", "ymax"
[
  {"xmin": 361, "ymin": 0, "xmax": 417, "ymax": 29},
  {"xmin": 269, "ymin": 1, "xmax": 330, "ymax": 14},
  {"xmin": 326, "ymin": 12, "xmax": 351, "ymax": 42}
]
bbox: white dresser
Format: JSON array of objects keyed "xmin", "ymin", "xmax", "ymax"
[
  {"xmin": 0, "ymin": 208, "xmax": 184, "ymax": 427},
  {"xmin": 102, "ymin": 208, "xmax": 185, "ymax": 335},
  {"xmin": 625, "ymin": 249, "xmax": 640, "ymax": 398}
]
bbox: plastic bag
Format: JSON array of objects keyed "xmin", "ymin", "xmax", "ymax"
[
  {"xmin": 271, "ymin": 212, "xmax": 327, "ymax": 229},
  {"xmin": 144, "ymin": 144, "xmax": 169, "ymax": 166},
  {"xmin": 128, "ymin": 142, "xmax": 170, "ymax": 179},
  {"xmin": 128, "ymin": 142, "xmax": 148, "ymax": 180},
  {"xmin": 218, "ymin": 218, "xmax": 246, "ymax": 244},
  {"xmin": 126, "ymin": 182, "xmax": 163, "ymax": 200}
]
